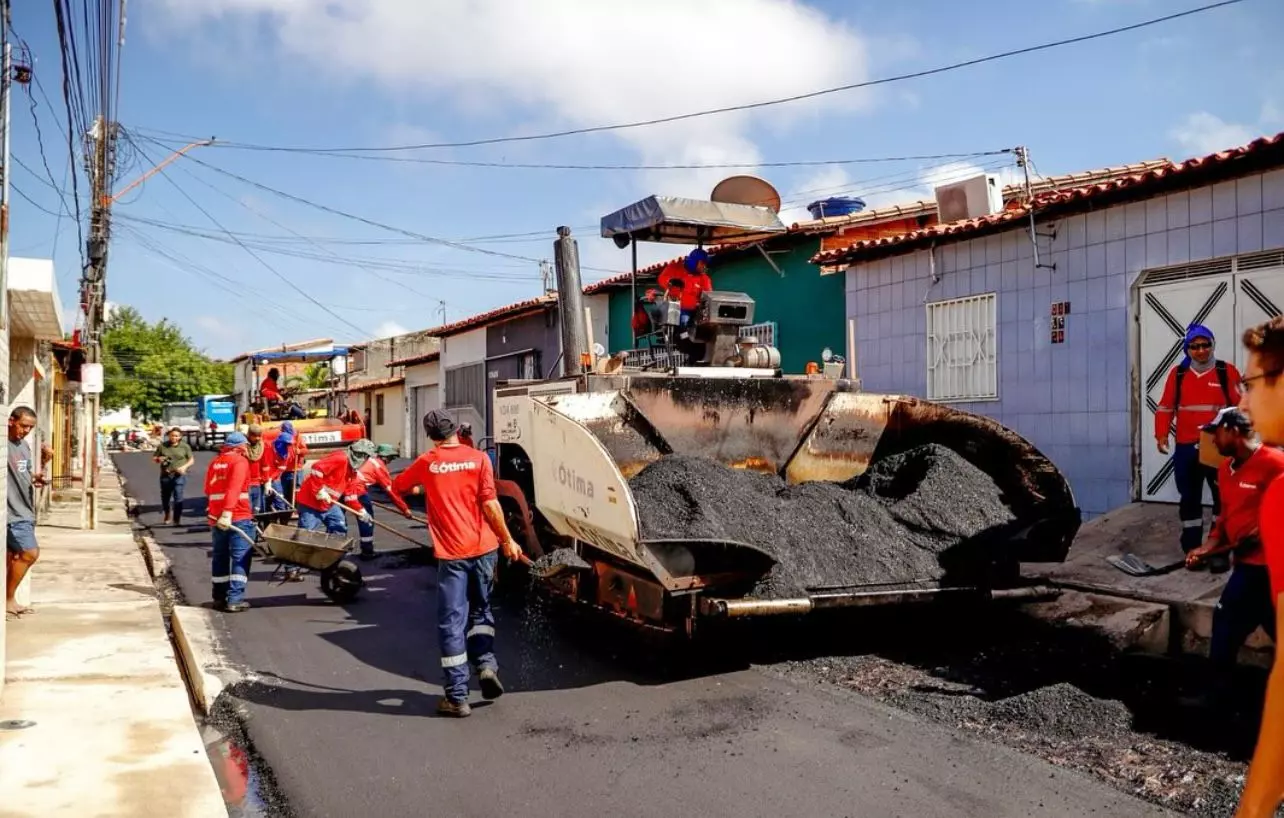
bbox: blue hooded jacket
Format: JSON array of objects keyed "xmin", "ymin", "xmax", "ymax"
[
  {"xmin": 1181, "ymin": 324, "xmax": 1215, "ymax": 368},
  {"xmin": 685, "ymin": 248, "xmax": 709, "ymax": 273},
  {"xmin": 273, "ymin": 421, "xmax": 295, "ymax": 460}
]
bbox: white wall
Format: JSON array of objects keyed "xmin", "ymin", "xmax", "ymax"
[
  {"xmin": 404, "ymin": 359, "xmax": 440, "ymax": 389},
  {"xmin": 403, "ymin": 360, "xmax": 440, "ymax": 456},
  {"xmin": 585, "ymin": 294, "xmax": 610, "ymax": 353},
  {"xmin": 369, "ymin": 385, "xmax": 405, "ymax": 449}
]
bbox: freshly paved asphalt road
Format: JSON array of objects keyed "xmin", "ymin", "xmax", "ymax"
[{"xmin": 116, "ymin": 451, "xmax": 1171, "ymax": 818}]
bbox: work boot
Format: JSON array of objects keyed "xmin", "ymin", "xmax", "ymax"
[
  {"xmin": 358, "ymin": 551, "xmax": 378, "ymax": 562},
  {"xmin": 479, "ymin": 668, "xmax": 504, "ymax": 701},
  {"xmin": 220, "ymin": 601, "xmax": 251, "ymax": 613},
  {"xmin": 162, "ymin": 512, "xmax": 170, "ymax": 525},
  {"xmin": 436, "ymin": 698, "xmax": 472, "ymax": 718}
]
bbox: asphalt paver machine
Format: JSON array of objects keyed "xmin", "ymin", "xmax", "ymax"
[{"xmin": 491, "ymin": 191, "xmax": 1080, "ymax": 636}]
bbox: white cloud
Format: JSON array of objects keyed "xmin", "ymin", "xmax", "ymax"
[
  {"xmin": 375, "ymin": 319, "xmax": 410, "ymax": 339},
  {"xmin": 1169, "ymin": 112, "xmax": 1256, "ymax": 155},
  {"xmin": 151, "ymin": 0, "xmax": 871, "ymax": 192}
]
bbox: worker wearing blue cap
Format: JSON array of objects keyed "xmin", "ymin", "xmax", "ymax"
[
  {"xmin": 205, "ymin": 431, "xmax": 257, "ymax": 612},
  {"xmin": 657, "ymin": 248, "xmax": 714, "ymax": 327}
]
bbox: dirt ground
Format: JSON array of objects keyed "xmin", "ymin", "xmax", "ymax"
[{"xmin": 742, "ymin": 604, "xmax": 1266, "ymax": 817}]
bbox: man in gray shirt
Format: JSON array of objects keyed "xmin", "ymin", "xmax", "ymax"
[{"xmin": 7, "ymin": 406, "xmax": 49, "ymax": 618}]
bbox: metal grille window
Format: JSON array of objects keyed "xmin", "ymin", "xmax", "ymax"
[
  {"xmin": 445, "ymin": 362, "xmax": 487, "ymax": 416},
  {"xmin": 375, "ymin": 393, "xmax": 385, "ymax": 426},
  {"xmin": 926, "ymin": 293, "xmax": 997, "ymax": 401}
]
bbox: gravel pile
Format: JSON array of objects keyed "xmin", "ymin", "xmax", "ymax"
[
  {"xmin": 984, "ymin": 683, "xmax": 1132, "ymax": 740},
  {"xmin": 629, "ymin": 444, "xmax": 1017, "ymax": 598}
]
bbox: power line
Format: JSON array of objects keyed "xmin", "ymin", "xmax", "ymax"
[
  {"xmin": 127, "ymin": 139, "xmax": 378, "ymax": 340},
  {"xmin": 144, "ymin": 0, "xmax": 1246, "ymax": 154},
  {"xmin": 11, "ymin": 184, "xmax": 66, "ymax": 218}
]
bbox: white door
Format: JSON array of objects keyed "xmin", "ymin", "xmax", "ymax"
[
  {"xmin": 413, "ymin": 385, "xmax": 439, "ymax": 456},
  {"xmin": 1233, "ymin": 266, "xmax": 1284, "ymax": 372},
  {"xmin": 1138, "ymin": 275, "xmax": 1234, "ymax": 502},
  {"xmin": 1139, "ymin": 266, "xmax": 1284, "ymax": 502}
]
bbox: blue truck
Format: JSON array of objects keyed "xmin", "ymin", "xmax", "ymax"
[{"xmin": 195, "ymin": 394, "xmax": 238, "ymax": 450}]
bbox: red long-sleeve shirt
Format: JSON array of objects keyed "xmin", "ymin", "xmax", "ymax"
[
  {"xmin": 1213, "ymin": 446, "xmax": 1284, "ymax": 566},
  {"xmin": 260, "ymin": 376, "xmax": 282, "ymax": 402},
  {"xmin": 205, "ymin": 449, "xmax": 253, "ymax": 524},
  {"xmin": 391, "ymin": 444, "xmax": 497, "ymax": 560},
  {"xmin": 1262, "ymin": 476, "xmax": 1284, "ymax": 605},
  {"xmin": 344, "ymin": 457, "xmax": 411, "ymax": 514},
  {"xmin": 297, "ymin": 450, "xmax": 356, "ymax": 513},
  {"xmin": 657, "ymin": 261, "xmax": 713, "ymax": 312},
  {"xmin": 1153, "ymin": 363, "xmax": 1242, "ymax": 444}
]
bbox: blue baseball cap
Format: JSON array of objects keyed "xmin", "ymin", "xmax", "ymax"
[{"xmin": 224, "ymin": 431, "xmax": 248, "ymax": 447}]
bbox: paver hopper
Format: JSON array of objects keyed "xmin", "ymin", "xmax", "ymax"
[{"xmin": 492, "ymin": 373, "xmax": 1079, "ymax": 634}]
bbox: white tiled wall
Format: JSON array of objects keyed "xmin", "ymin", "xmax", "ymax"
[{"xmin": 846, "ymin": 169, "xmax": 1284, "ymax": 517}]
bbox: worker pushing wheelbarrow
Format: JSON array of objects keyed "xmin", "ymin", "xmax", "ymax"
[{"xmin": 205, "ymin": 433, "xmax": 372, "ymax": 609}]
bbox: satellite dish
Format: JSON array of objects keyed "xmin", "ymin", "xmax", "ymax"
[{"xmin": 711, "ymin": 175, "xmax": 782, "ymax": 213}]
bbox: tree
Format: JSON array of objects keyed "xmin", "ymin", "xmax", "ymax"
[
  {"xmin": 101, "ymin": 305, "xmax": 233, "ymax": 419},
  {"xmin": 285, "ymin": 362, "xmax": 331, "ymax": 391}
]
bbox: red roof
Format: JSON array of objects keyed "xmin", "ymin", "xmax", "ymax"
[
  {"xmin": 387, "ymin": 350, "xmax": 440, "ymax": 368},
  {"xmin": 812, "ymin": 132, "xmax": 1284, "ymax": 266},
  {"xmin": 429, "ymin": 294, "xmax": 558, "ymax": 338},
  {"xmin": 344, "ymin": 375, "xmax": 405, "ymax": 393}
]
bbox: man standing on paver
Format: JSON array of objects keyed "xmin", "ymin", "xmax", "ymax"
[
  {"xmin": 6, "ymin": 406, "xmax": 49, "ymax": 619},
  {"xmin": 392, "ymin": 410, "xmax": 522, "ymax": 718},
  {"xmin": 1232, "ymin": 317, "xmax": 1284, "ymax": 817},
  {"xmin": 154, "ymin": 427, "xmax": 195, "ymax": 525},
  {"xmin": 205, "ymin": 431, "xmax": 256, "ymax": 613},
  {"xmin": 1154, "ymin": 324, "xmax": 1242, "ymax": 567},
  {"xmin": 1184, "ymin": 408, "xmax": 1284, "ymax": 703}
]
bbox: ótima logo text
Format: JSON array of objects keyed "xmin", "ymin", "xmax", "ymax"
[{"xmin": 429, "ymin": 460, "xmax": 479, "ymax": 475}]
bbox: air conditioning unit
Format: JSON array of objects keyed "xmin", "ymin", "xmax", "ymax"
[{"xmin": 934, "ymin": 174, "xmax": 1002, "ymax": 223}]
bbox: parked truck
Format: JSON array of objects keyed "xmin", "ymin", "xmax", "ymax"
[
  {"xmin": 196, "ymin": 394, "xmax": 238, "ymax": 450},
  {"xmin": 160, "ymin": 401, "xmax": 201, "ymax": 446}
]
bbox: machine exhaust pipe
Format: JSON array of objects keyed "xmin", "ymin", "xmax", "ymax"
[{"xmin": 554, "ymin": 226, "xmax": 591, "ymax": 376}]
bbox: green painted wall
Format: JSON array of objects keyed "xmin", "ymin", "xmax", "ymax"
[{"xmin": 605, "ymin": 237, "xmax": 846, "ymax": 374}]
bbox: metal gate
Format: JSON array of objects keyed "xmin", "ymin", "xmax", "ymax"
[{"xmin": 1139, "ymin": 252, "xmax": 1284, "ymax": 502}]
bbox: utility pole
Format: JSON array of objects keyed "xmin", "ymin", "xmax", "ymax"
[
  {"xmin": 81, "ymin": 116, "xmax": 117, "ymax": 529},
  {"xmin": 0, "ymin": 0, "xmax": 11, "ymax": 349}
]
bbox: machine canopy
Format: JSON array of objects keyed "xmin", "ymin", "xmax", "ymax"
[{"xmin": 600, "ymin": 196, "xmax": 787, "ymax": 245}]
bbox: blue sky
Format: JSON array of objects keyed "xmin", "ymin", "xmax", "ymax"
[{"xmin": 7, "ymin": 0, "xmax": 1282, "ymax": 358}]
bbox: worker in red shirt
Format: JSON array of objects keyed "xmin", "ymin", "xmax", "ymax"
[
  {"xmin": 1154, "ymin": 324, "xmax": 1242, "ymax": 563},
  {"xmin": 391, "ymin": 410, "xmax": 522, "ymax": 718},
  {"xmin": 1236, "ymin": 316, "xmax": 1284, "ymax": 817},
  {"xmin": 341, "ymin": 443, "xmax": 412, "ymax": 560},
  {"xmin": 260, "ymin": 367, "xmax": 283, "ymax": 404},
  {"xmin": 296, "ymin": 440, "xmax": 375, "ymax": 536},
  {"xmin": 656, "ymin": 248, "xmax": 713, "ymax": 325},
  {"xmin": 272, "ymin": 421, "xmax": 308, "ymax": 504},
  {"xmin": 205, "ymin": 432, "xmax": 256, "ymax": 612},
  {"xmin": 1185, "ymin": 408, "xmax": 1284, "ymax": 696}
]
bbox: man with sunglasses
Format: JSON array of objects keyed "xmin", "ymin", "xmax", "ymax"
[
  {"xmin": 1231, "ymin": 316, "xmax": 1284, "ymax": 817},
  {"xmin": 1154, "ymin": 324, "xmax": 1243, "ymax": 568}
]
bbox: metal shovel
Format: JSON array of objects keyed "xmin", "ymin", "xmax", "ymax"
[
  {"xmin": 1104, "ymin": 553, "xmax": 1188, "ymax": 577},
  {"xmin": 518, "ymin": 550, "xmax": 591, "ymax": 580}
]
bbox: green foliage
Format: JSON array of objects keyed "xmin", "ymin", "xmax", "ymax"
[
  {"xmin": 101, "ymin": 305, "xmax": 233, "ymax": 419},
  {"xmin": 286, "ymin": 362, "xmax": 331, "ymax": 391}
]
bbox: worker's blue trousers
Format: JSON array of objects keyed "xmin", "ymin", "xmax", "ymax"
[
  {"xmin": 297, "ymin": 503, "xmax": 347, "ymax": 535},
  {"xmin": 436, "ymin": 551, "xmax": 498, "ymax": 703},
  {"xmin": 1173, "ymin": 443, "xmax": 1219, "ymax": 552},
  {"xmin": 1210, "ymin": 563, "xmax": 1276, "ymax": 669},
  {"xmin": 211, "ymin": 521, "xmax": 256, "ymax": 605},
  {"xmin": 350, "ymin": 493, "xmax": 375, "ymax": 557}
]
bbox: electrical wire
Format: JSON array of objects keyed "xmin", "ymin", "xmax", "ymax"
[
  {"xmin": 140, "ymin": 0, "xmax": 1246, "ymax": 154},
  {"xmin": 126, "ymin": 138, "xmax": 378, "ymax": 340},
  {"xmin": 11, "ymin": 184, "xmax": 67, "ymax": 218}
]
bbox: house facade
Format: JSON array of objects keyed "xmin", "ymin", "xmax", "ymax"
[
  {"xmin": 390, "ymin": 351, "xmax": 440, "ymax": 457},
  {"xmin": 817, "ymin": 133, "xmax": 1284, "ymax": 517}
]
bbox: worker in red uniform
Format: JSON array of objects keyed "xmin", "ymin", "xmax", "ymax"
[
  {"xmin": 341, "ymin": 443, "xmax": 412, "ymax": 560},
  {"xmin": 391, "ymin": 410, "xmax": 522, "ymax": 718},
  {"xmin": 272, "ymin": 421, "xmax": 308, "ymax": 503},
  {"xmin": 244, "ymin": 424, "xmax": 267, "ymax": 514},
  {"xmin": 1185, "ymin": 408, "xmax": 1284, "ymax": 701},
  {"xmin": 205, "ymin": 432, "xmax": 256, "ymax": 612},
  {"xmin": 1154, "ymin": 324, "xmax": 1242, "ymax": 565},
  {"xmin": 656, "ymin": 248, "xmax": 713, "ymax": 326},
  {"xmin": 1235, "ymin": 316, "xmax": 1284, "ymax": 817},
  {"xmin": 260, "ymin": 367, "xmax": 283, "ymax": 404},
  {"xmin": 296, "ymin": 440, "xmax": 375, "ymax": 535}
]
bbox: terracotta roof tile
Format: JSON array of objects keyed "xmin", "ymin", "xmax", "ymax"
[
  {"xmin": 429, "ymin": 294, "xmax": 558, "ymax": 338},
  {"xmin": 343, "ymin": 375, "xmax": 405, "ymax": 393},
  {"xmin": 812, "ymin": 133, "xmax": 1284, "ymax": 266},
  {"xmin": 387, "ymin": 351, "xmax": 440, "ymax": 368}
]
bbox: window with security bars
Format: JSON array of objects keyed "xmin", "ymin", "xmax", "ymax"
[
  {"xmin": 520, "ymin": 352, "xmax": 539, "ymax": 380},
  {"xmin": 375, "ymin": 393, "xmax": 385, "ymax": 426},
  {"xmin": 739, "ymin": 321, "xmax": 778, "ymax": 348},
  {"xmin": 445, "ymin": 362, "xmax": 487, "ymax": 416},
  {"xmin": 925, "ymin": 293, "xmax": 997, "ymax": 402}
]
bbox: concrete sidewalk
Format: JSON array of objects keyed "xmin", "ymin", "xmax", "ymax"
[{"xmin": 0, "ymin": 462, "xmax": 226, "ymax": 817}]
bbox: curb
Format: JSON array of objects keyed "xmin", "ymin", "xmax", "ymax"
[{"xmin": 171, "ymin": 604, "xmax": 240, "ymax": 716}]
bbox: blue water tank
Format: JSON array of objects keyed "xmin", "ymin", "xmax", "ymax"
[{"xmin": 807, "ymin": 196, "xmax": 866, "ymax": 219}]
